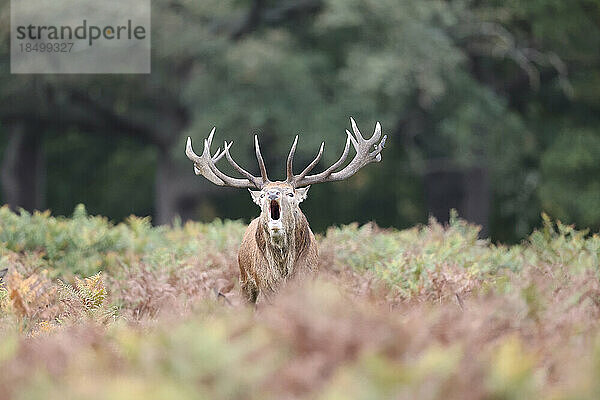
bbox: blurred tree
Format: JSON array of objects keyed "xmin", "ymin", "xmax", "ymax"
[
  {"xmin": 470, "ymin": 0, "xmax": 600, "ymax": 238},
  {"xmin": 0, "ymin": 0, "xmax": 598, "ymax": 240}
]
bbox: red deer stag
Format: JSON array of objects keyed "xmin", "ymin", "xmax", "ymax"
[{"xmin": 185, "ymin": 118, "xmax": 387, "ymax": 303}]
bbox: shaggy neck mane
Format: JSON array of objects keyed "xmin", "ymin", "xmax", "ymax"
[{"xmin": 256, "ymin": 210, "xmax": 313, "ymax": 268}]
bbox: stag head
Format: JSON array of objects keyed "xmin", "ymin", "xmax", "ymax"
[
  {"xmin": 249, "ymin": 182, "xmax": 310, "ymax": 241},
  {"xmin": 185, "ymin": 117, "xmax": 387, "ymax": 239}
]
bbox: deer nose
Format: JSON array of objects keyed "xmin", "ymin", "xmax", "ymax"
[{"xmin": 267, "ymin": 190, "xmax": 280, "ymax": 200}]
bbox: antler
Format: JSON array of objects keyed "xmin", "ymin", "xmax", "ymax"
[
  {"xmin": 186, "ymin": 128, "xmax": 270, "ymax": 189},
  {"xmin": 287, "ymin": 117, "xmax": 387, "ymax": 188}
]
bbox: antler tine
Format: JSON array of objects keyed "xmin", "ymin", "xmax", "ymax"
[
  {"xmin": 370, "ymin": 121, "xmax": 382, "ymax": 143},
  {"xmin": 350, "ymin": 117, "xmax": 363, "ymax": 140},
  {"xmin": 293, "ymin": 118, "xmax": 387, "ymax": 187},
  {"xmin": 350, "ymin": 117, "xmax": 381, "ymax": 146},
  {"xmin": 185, "ymin": 128, "xmax": 263, "ymax": 189},
  {"xmin": 206, "ymin": 140, "xmax": 264, "ymax": 189},
  {"xmin": 206, "ymin": 146, "xmax": 253, "ymax": 187},
  {"xmin": 290, "ymin": 133, "xmax": 351, "ymax": 187},
  {"xmin": 286, "ymin": 135, "xmax": 298, "ymax": 182},
  {"xmin": 254, "ymin": 135, "xmax": 270, "ymax": 183},
  {"xmin": 345, "ymin": 128, "xmax": 360, "ymax": 149},
  {"xmin": 186, "ymin": 127, "xmax": 218, "ymax": 163},
  {"xmin": 298, "ymin": 134, "xmax": 351, "ymax": 185},
  {"xmin": 205, "ymin": 128, "xmax": 228, "ymax": 165},
  {"xmin": 186, "ymin": 135, "xmax": 225, "ymax": 185},
  {"xmin": 223, "ymin": 140, "xmax": 262, "ymax": 187},
  {"xmin": 370, "ymin": 125, "xmax": 387, "ymax": 162},
  {"xmin": 296, "ymin": 141, "xmax": 325, "ymax": 181},
  {"xmin": 212, "ymin": 147, "xmax": 225, "ymax": 163},
  {"xmin": 186, "ymin": 136, "xmax": 202, "ymax": 164},
  {"xmin": 207, "ymin": 125, "xmax": 216, "ymax": 146}
]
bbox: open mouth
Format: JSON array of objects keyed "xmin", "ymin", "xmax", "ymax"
[{"xmin": 269, "ymin": 200, "xmax": 280, "ymax": 220}]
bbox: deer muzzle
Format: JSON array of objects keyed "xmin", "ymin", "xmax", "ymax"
[
  {"xmin": 269, "ymin": 199, "xmax": 281, "ymax": 220},
  {"xmin": 267, "ymin": 197, "xmax": 283, "ymax": 233}
]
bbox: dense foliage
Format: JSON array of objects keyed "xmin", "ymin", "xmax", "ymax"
[{"xmin": 1, "ymin": 206, "xmax": 600, "ymax": 399}]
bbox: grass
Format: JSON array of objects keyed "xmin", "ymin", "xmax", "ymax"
[{"xmin": 1, "ymin": 205, "xmax": 599, "ymax": 399}]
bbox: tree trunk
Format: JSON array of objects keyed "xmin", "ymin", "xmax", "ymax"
[
  {"xmin": 424, "ymin": 161, "xmax": 490, "ymax": 237},
  {"xmin": 0, "ymin": 124, "xmax": 45, "ymax": 211},
  {"xmin": 462, "ymin": 166, "xmax": 490, "ymax": 238},
  {"xmin": 154, "ymin": 148, "xmax": 178, "ymax": 225},
  {"xmin": 154, "ymin": 148, "xmax": 222, "ymax": 225}
]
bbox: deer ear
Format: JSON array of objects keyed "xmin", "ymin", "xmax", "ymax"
[
  {"xmin": 295, "ymin": 186, "xmax": 310, "ymax": 203},
  {"xmin": 249, "ymin": 189, "xmax": 262, "ymax": 206}
]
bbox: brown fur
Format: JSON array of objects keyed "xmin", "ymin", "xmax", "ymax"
[
  {"xmin": 187, "ymin": 119, "xmax": 387, "ymax": 302},
  {"xmin": 238, "ymin": 182, "xmax": 318, "ymax": 303}
]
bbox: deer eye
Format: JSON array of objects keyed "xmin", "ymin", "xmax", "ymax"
[
  {"xmin": 260, "ymin": 194, "xmax": 265, "ymax": 198},
  {"xmin": 287, "ymin": 192, "xmax": 294, "ymax": 197}
]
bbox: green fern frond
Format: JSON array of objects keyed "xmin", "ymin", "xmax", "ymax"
[
  {"xmin": 58, "ymin": 272, "xmax": 107, "ymax": 312},
  {"xmin": 57, "ymin": 279, "xmax": 79, "ymax": 302}
]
